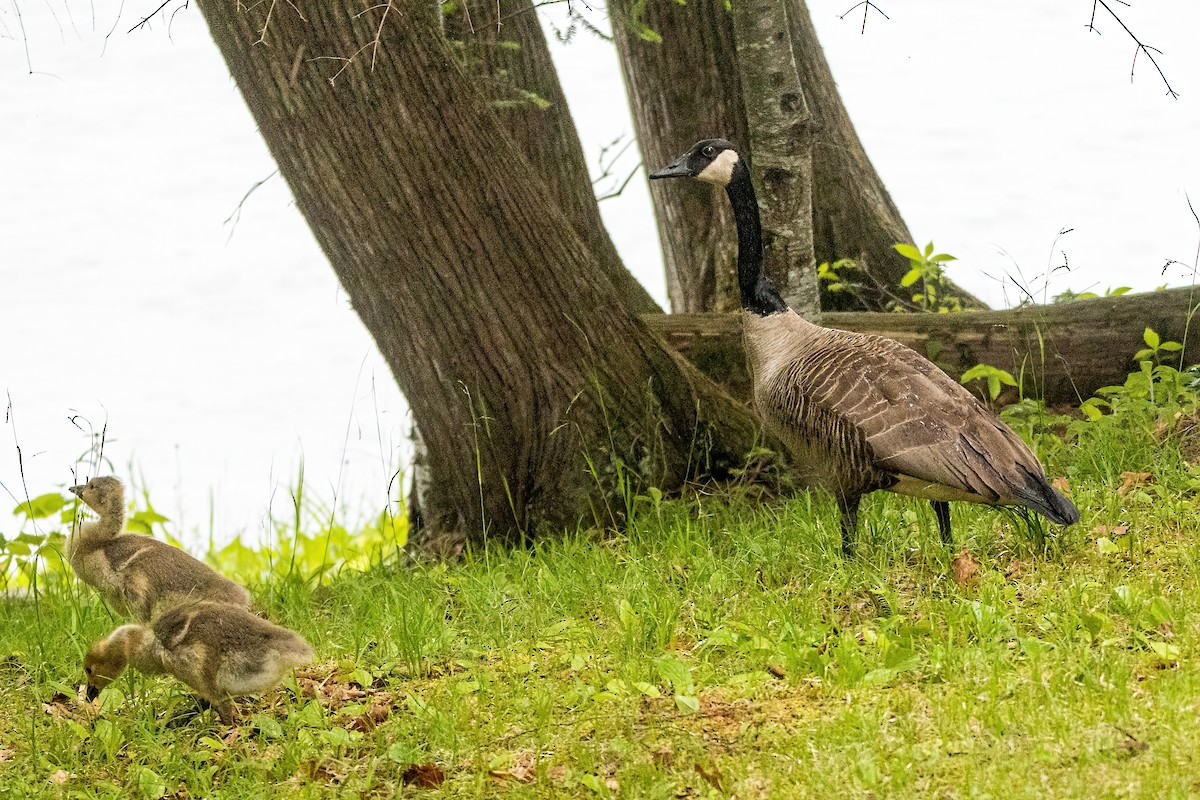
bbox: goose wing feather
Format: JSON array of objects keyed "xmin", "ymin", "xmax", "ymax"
[{"xmin": 765, "ymin": 326, "xmax": 1044, "ymax": 504}]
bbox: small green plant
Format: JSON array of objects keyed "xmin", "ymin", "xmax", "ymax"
[
  {"xmin": 1132, "ymin": 326, "xmax": 1184, "ymax": 366},
  {"xmin": 1052, "ymin": 285, "xmax": 1133, "ymax": 303},
  {"xmin": 893, "ymin": 242, "xmax": 964, "ymax": 313},
  {"xmin": 960, "ymin": 363, "xmax": 1019, "ymax": 402},
  {"xmin": 816, "ymin": 258, "xmax": 860, "ymax": 295}
]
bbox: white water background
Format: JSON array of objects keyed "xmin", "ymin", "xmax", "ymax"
[{"xmin": 1, "ymin": 1, "xmax": 1197, "ymax": 547}]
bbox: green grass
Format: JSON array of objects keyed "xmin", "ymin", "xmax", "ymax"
[{"xmin": 4, "ymin": 406, "xmax": 1200, "ymax": 797}]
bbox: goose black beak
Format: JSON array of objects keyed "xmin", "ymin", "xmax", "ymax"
[{"xmin": 648, "ymin": 156, "xmax": 693, "ymax": 180}]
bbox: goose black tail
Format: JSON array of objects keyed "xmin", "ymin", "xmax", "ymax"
[{"xmin": 1013, "ymin": 466, "xmax": 1080, "ymax": 525}]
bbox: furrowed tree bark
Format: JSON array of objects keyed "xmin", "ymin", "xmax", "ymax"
[
  {"xmin": 197, "ymin": 0, "xmax": 762, "ymax": 549},
  {"xmin": 731, "ymin": 0, "xmax": 819, "ymax": 318},
  {"xmin": 644, "ymin": 288, "xmax": 1200, "ymax": 405},
  {"xmin": 609, "ymin": 0, "xmax": 748, "ymax": 313},
  {"xmin": 444, "ymin": 0, "xmax": 660, "ymax": 315},
  {"xmin": 611, "ymin": 0, "xmax": 984, "ymax": 312}
]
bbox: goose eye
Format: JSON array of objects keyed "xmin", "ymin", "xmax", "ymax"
[{"xmin": 702, "ymin": 145, "xmax": 716, "ymax": 157}]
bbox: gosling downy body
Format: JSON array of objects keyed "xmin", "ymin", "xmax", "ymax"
[
  {"xmin": 83, "ymin": 601, "xmax": 314, "ymax": 723},
  {"xmin": 68, "ymin": 476, "xmax": 251, "ymax": 620},
  {"xmin": 650, "ymin": 139, "xmax": 1080, "ymax": 554}
]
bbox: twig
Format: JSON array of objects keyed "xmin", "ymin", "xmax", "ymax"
[
  {"xmin": 1087, "ymin": 0, "xmax": 1178, "ymax": 98},
  {"xmin": 837, "ymin": 0, "xmax": 888, "ymax": 34},
  {"xmin": 127, "ymin": 0, "xmax": 179, "ymax": 33},
  {"xmin": 223, "ymin": 170, "xmax": 279, "ymax": 242}
]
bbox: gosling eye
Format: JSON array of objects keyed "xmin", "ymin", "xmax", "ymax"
[{"xmin": 702, "ymin": 145, "xmax": 716, "ymax": 158}]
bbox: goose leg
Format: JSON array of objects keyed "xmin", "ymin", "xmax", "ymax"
[
  {"xmin": 837, "ymin": 494, "xmax": 861, "ymax": 557},
  {"xmin": 931, "ymin": 501, "xmax": 952, "ymax": 548}
]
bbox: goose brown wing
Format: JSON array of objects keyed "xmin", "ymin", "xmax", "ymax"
[{"xmin": 782, "ymin": 329, "xmax": 1044, "ymax": 503}]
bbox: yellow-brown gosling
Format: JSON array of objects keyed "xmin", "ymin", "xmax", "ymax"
[
  {"xmin": 650, "ymin": 139, "xmax": 1080, "ymax": 555},
  {"xmin": 68, "ymin": 476, "xmax": 251, "ymax": 620},
  {"xmin": 83, "ymin": 600, "xmax": 314, "ymax": 723}
]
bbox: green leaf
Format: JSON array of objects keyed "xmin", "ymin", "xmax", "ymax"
[
  {"xmin": 930, "ymin": 254, "xmax": 957, "ymax": 263},
  {"xmin": 923, "ymin": 241, "xmax": 934, "ymax": 257},
  {"xmin": 654, "ymin": 655, "xmax": 694, "ymax": 695},
  {"xmin": 1149, "ymin": 641, "xmax": 1180, "ymax": 661},
  {"xmin": 674, "ymin": 694, "xmax": 701, "ymax": 714},
  {"xmin": 893, "ymin": 243, "xmax": 922, "ymax": 262},
  {"xmin": 1159, "ymin": 341, "xmax": 1183, "ymax": 351},
  {"xmin": 1144, "ymin": 328, "xmax": 1160, "ymax": 349},
  {"xmin": 900, "ymin": 266, "xmax": 923, "ymax": 287},
  {"xmin": 987, "ymin": 375, "xmax": 1001, "ymax": 400},
  {"xmin": 137, "ymin": 768, "xmax": 167, "ymax": 800},
  {"xmin": 13, "ymin": 493, "xmax": 66, "ymax": 519}
]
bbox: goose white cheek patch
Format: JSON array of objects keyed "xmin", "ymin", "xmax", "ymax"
[{"xmin": 695, "ymin": 149, "xmax": 739, "ymax": 186}]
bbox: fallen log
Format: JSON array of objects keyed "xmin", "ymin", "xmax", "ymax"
[{"xmin": 644, "ymin": 287, "xmax": 1200, "ymax": 406}]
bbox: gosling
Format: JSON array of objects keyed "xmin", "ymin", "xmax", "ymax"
[
  {"xmin": 68, "ymin": 476, "xmax": 251, "ymax": 621},
  {"xmin": 83, "ymin": 601, "xmax": 314, "ymax": 723}
]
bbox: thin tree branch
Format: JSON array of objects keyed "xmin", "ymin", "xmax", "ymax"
[
  {"xmin": 1087, "ymin": 0, "xmax": 1178, "ymax": 98},
  {"xmin": 837, "ymin": 1, "xmax": 888, "ymax": 34}
]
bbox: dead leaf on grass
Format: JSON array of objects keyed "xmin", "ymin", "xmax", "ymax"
[
  {"xmin": 651, "ymin": 744, "xmax": 674, "ymax": 768},
  {"xmin": 41, "ymin": 692, "xmax": 75, "ymax": 720},
  {"xmin": 48, "ymin": 770, "xmax": 73, "ymax": 785},
  {"xmin": 951, "ymin": 550, "xmax": 981, "ymax": 588},
  {"xmin": 1117, "ymin": 471, "xmax": 1154, "ymax": 495},
  {"xmin": 1004, "ymin": 559, "xmax": 1032, "ymax": 580},
  {"xmin": 547, "ymin": 765, "xmax": 568, "ymax": 785},
  {"xmin": 766, "ymin": 663, "xmax": 786, "ymax": 679},
  {"xmin": 488, "ymin": 751, "xmax": 537, "ymax": 785},
  {"xmin": 1051, "ymin": 476, "xmax": 1072, "ymax": 495},
  {"xmin": 0, "ymin": 748, "xmax": 13, "ymax": 764},
  {"xmin": 402, "ymin": 763, "xmax": 445, "ymax": 789},
  {"xmin": 1092, "ymin": 524, "xmax": 1129, "ymax": 537},
  {"xmin": 345, "ymin": 701, "xmax": 390, "ymax": 732}
]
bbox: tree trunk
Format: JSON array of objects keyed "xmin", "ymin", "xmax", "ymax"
[
  {"xmin": 609, "ymin": 0, "xmax": 748, "ymax": 313},
  {"xmin": 444, "ymin": 0, "xmax": 660, "ymax": 315},
  {"xmin": 611, "ymin": 0, "xmax": 984, "ymax": 312},
  {"xmin": 197, "ymin": 0, "xmax": 762, "ymax": 548},
  {"xmin": 644, "ymin": 288, "xmax": 1200, "ymax": 405},
  {"xmin": 730, "ymin": 0, "xmax": 819, "ymax": 318}
]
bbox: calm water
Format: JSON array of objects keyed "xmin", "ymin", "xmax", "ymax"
[{"xmin": 2, "ymin": 1, "xmax": 1197, "ymax": 546}]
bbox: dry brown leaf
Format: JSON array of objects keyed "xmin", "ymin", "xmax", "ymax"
[
  {"xmin": 1092, "ymin": 524, "xmax": 1129, "ymax": 537},
  {"xmin": 651, "ymin": 744, "xmax": 675, "ymax": 768},
  {"xmin": 547, "ymin": 765, "xmax": 568, "ymax": 785},
  {"xmin": 766, "ymin": 663, "xmax": 786, "ymax": 679},
  {"xmin": 1004, "ymin": 559, "xmax": 1032, "ymax": 580},
  {"xmin": 345, "ymin": 702, "xmax": 390, "ymax": 732},
  {"xmin": 402, "ymin": 763, "xmax": 445, "ymax": 789},
  {"xmin": 48, "ymin": 770, "xmax": 73, "ymax": 785},
  {"xmin": 1051, "ymin": 476, "xmax": 1072, "ymax": 495},
  {"xmin": 951, "ymin": 550, "xmax": 981, "ymax": 588},
  {"xmin": 0, "ymin": 749, "xmax": 14, "ymax": 764},
  {"xmin": 488, "ymin": 751, "xmax": 536, "ymax": 785},
  {"xmin": 1118, "ymin": 471, "xmax": 1154, "ymax": 495}
]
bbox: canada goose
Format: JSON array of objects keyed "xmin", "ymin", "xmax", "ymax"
[
  {"xmin": 649, "ymin": 139, "xmax": 1080, "ymax": 554},
  {"xmin": 68, "ymin": 476, "xmax": 252, "ymax": 620},
  {"xmin": 83, "ymin": 601, "xmax": 314, "ymax": 723}
]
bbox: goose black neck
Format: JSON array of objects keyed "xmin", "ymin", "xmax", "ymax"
[{"xmin": 726, "ymin": 161, "xmax": 788, "ymax": 316}]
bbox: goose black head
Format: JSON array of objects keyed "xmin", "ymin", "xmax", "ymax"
[{"xmin": 649, "ymin": 139, "xmax": 742, "ymax": 187}]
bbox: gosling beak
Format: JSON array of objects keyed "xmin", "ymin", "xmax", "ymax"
[
  {"xmin": 648, "ymin": 155, "xmax": 693, "ymax": 180},
  {"xmin": 84, "ymin": 684, "xmax": 99, "ymax": 702},
  {"xmin": 69, "ymin": 485, "xmax": 84, "ymax": 497}
]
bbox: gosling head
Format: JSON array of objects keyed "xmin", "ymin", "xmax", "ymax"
[
  {"xmin": 649, "ymin": 139, "xmax": 741, "ymax": 187},
  {"xmin": 69, "ymin": 476, "xmax": 126, "ymax": 518},
  {"xmin": 82, "ymin": 625, "xmax": 143, "ymax": 701}
]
